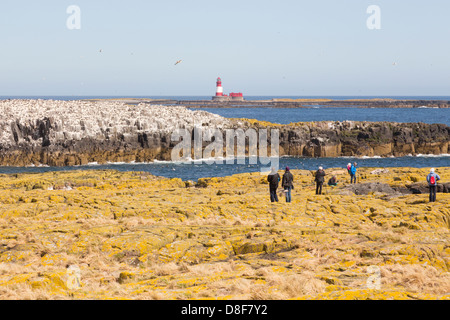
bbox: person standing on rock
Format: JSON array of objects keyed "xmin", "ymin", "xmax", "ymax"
[
  {"xmin": 350, "ymin": 162, "xmax": 357, "ymax": 184},
  {"xmin": 267, "ymin": 167, "xmax": 281, "ymax": 202},
  {"xmin": 282, "ymin": 166, "xmax": 294, "ymax": 203},
  {"xmin": 314, "ymin": 166, "xmax": 326, "ymax": 195},
  {"xmin": 427, "ymin": 168, "xmax": 440, "ymax": 202}
]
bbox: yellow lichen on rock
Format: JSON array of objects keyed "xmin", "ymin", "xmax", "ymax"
[{"xmin": 0, "ymin": 167, "xmax": 448, "ymax": 300}]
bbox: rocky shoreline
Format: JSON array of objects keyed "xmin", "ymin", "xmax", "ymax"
[{"xmin": 0, "ymin": 99, "xmax": 448, "ymax": 167}]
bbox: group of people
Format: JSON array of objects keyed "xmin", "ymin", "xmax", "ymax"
[
  {"xmin": 267, "ymin": 164, "xmax": 442, "ymax": 203},
  {"xmin": 313, "ymin": 162, "xmax": 358, "ymax": 196},
  {"xmin": 347, "ymin": 162, "xmax": 358, "ymax": 184},
  {"xmin": 267, "ymin": 166, "xmax": 294, "ymax": 203},
  {"xmin": 267, "ymin": 164, "xmax": 344, "ymax": 202}
]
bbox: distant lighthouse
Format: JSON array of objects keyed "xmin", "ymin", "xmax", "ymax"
[
  {"xmin": 215, "ymin": 77, "xmax": 223, "ymax": 97},
  {"xmin": 212, "ymin": 77, "xmax": 244, "ymax": 101}
]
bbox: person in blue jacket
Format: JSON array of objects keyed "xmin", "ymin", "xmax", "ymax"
[
  {"xmin": 426, "ymin": 168, "xmax": 440, "ymax": 202},
  {"xmin": 350, "ymin": 162, "xmax": 357, "ymax": 184}
]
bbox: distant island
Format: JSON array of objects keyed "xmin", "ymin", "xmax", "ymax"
[
  {"xmin": 0, "ymin": 99, "xmax": 448, "ymax": 167},
  {"xmin": 83, "ymin": 97, "xmax": 450, "ymax": 109}
]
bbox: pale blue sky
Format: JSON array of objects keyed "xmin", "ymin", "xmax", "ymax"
[{"xmin": 0, "ymin": 0, "xmax": 449, "ymax": 96}]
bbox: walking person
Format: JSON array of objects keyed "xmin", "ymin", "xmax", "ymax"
[
  {"xmin": 350, "ymin": 162, "xmax": 357, "ymax": 184},
  {"xmin": 427, "ymin": 168, "xmax": 440, "ymax": 202},
  {"xmin": 282, "ymin": 166, "xmax": 294, "ymax": 203},
  {"xmin": 267, "ymin": 167, "xmax": 281, "ymax": 202},
  {"xmin": 314, "ymin": 166, "xmax": 326, "ymax": 195}
]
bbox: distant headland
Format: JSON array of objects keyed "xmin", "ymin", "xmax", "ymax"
[
  {"xmin": 82, "ymin": 97, "xmax": 450, "ymax": 109},
  {"xmin": 77, "ymin": 77, "xmax": 450, "ymax": 108}
]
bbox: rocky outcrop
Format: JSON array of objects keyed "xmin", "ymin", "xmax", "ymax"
[
  {"xmin": 342, "ymin": 182, "xmax": 450, "ymax": 196},
  {"xmin": 0, "ymin": 100, "xmax": 230, "ymax": 166},
  {"xmin": 233, "ymin": 119, "xmax": 449, "ymax": 158},
  {"xmin": 396, "ymin": 182, "xmax": 450, "ymax": 194},
  {"xmin": 0, "ymin": 100, "xmax": 448, "ymax": 166}
]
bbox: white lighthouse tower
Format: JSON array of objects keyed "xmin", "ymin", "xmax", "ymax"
[
  {"xmin": 215, "ymin": 77, "xmax": 223, "ymax": 97},
  {"xmin": 212, "ymin": 77, "xmax": 229, "ymax": 101}
]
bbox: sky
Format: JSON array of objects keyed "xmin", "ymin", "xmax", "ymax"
[{"xmin": 0, "ymin": 0, "xmax": 449, "ymax": 96}]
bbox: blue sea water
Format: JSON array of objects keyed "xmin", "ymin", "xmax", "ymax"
[
  {"xmin": 190, "ymin": 107, "xmax": 450, "ymax": 126},
  {"xmin": 0, "ymin": 155, "xmax": 448, "ymax": 181},
  {"xmin": 0, "ymin": 95, "xmax": 448, "ymax": 180}
]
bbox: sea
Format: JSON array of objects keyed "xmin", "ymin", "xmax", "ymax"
[{"xmin": 0, "ymin": 95, "xmax": 448, "ymax": 180}]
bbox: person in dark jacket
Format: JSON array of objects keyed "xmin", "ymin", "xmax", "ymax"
[
  {"xmin": 282, "ymin": 166, "xmax": 294, "ymax": 203},
  {"xmin": 314, "ymin": 166, "xmax": 326, "ymax": 195},
  {"xmin": 426, "ymin": 168, "xmax": 441, "ymax": 202},
  {"xmin": 267, "ymin": 167, "xmax": 281, "ymax": 202}
]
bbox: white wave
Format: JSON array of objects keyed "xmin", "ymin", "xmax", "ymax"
[
  {"xmin": 335, "ymin": 153, "xmax": 450, "ymax": 159},
  {"xmin": 414, "ymin": 153, "xmax": 450, "ymax": 158},
  {"xmin": 337, "ymin": 155, "xmax": 383, "ymax": 159},
  {"xmin": 359, "ymin": 155, "xmax": 383, "ymax": 159},
  {"xmin": 25, "ymin": 163, "xmax": 49, "ymax": 168},
  {"xmin": 152, "ymin": 155, "xmax": 271, "ymax": 165},
  {"xmin": 105, "ymin": 161, "xmax": 127, "ymax": 165}
]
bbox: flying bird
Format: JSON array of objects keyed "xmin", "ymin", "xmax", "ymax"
[{"xmin": 175, "ymin": 60, "xmax": 182, "ymax": 65}]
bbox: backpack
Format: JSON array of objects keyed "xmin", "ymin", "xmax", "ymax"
[{"xmin": 430, "ymin": 175, "xmax": 436, "ymax": 185}]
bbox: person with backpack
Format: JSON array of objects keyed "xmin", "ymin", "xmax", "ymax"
[
  {"xmin": 267, "ymin": 167, "xmax": 281, "ymax": 202},
  {"xmin": 314, "ymin": 166, "xmax": 326, "ymax": 195},
  {"xmin": 350, "ymin": 162, "xmax": 357, "ymax": 184},
  {"xmin": 427, "ymin": 168, "xmax": 440, "ymax": 202},
  {"xmin": 347, "ymin": 163, "xmax": 352, "ymax": 181},
  {"xmin": 282, "ymin": 166, "xmax": 294, "ymax": 203}
]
